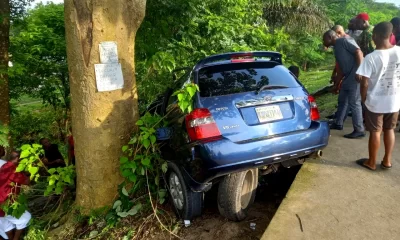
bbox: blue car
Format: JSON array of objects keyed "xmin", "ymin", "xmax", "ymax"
[{"xmin": 149, "ymin": 51, "xmax": 330, "ymax": 221}]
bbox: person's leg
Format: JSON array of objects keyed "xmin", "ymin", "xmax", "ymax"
[
  {"xmin": 382, "ymin": 112, "xmax": 398, "ymax": 168},
  {"xmin": 348, "ymin": 86, "xmax": 365, "ymax": 132},
  {"xmin": 0, "ymin": 217, "xmax": 15, "ymax": 240},
  {"xmin": 5, "ymin": 211, "xmax": 31, "ymax": 240},
  {"xmin": 6, "ymin": 230, "xmax": 14, "ymax": 240},
  {"xmin": 364, "ymin": 131, "xmax": 381, "ymax": 169},
  {"xmin": 333, "ymin": 89, "xmax": 349, "ymax": 127},
  {"xmin": 362, "ymin": 108, "xmax": 383, "ymax": 170},
  {"xmin": 382, "ymin": 129, "xmax": 395, "ymax": 167}
]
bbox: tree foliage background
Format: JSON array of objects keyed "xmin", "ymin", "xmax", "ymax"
[{"xmin": 7, "ymin": 0, "xmax": 400, "ymax": 145}]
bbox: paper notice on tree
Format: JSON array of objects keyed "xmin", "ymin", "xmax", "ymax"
[
  {"xmin": 95, "ymin": 63, "xmax": 124, "ymax": 92},
  {"xmin": 99, "ymin": 41, "xmax": 118, "ymax": 63}
]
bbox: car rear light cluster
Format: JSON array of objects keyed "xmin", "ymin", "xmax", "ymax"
[
  {"xmin": 231, "ymin": 53, "xmax": 255, "ymax": 63},
  {"xmin": 185, "ymin": 108, "xmax": 221, "ymax": 141},
  {"xmin": 308, "ymin": 95, "xmax": 320, "ymax": 121}
]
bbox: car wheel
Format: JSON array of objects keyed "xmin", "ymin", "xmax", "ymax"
[
  {"xmin": 217, "ymin": 168, "xmax": 258, "ymax": 221},
  {"xmin": 166, "ymin": 162, "xmax": 203, "ymax": 220}
]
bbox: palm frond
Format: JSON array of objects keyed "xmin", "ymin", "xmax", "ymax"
[{"xmin": 263, "ymin": 0, "xmax": 331, "ymax": 33}]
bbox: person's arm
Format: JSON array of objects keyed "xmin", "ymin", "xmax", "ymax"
[
  {"xmin": 360, "ymin": 76, "xmax": 369, "ymax": 103},
  {"xmin": 10, "ymin": 171, "xmax": 30, "ymax": 185},
  {"xmin": 355, "ymin": 55, "xmax": 373, "ymax": 101},
  {"xmin": 354, "ymin": 48, "xmax": 363, "ymax": 68},
  {"xmin": 331, "ymin": 66, "xmax": 337, "ymax": 83}
]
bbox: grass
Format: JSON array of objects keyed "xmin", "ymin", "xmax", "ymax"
[
  {"xmin": 300, "ymin": 68, "xmax": 337, "ymax": 117},
  {"xmin": 300, "ymin": 69, "xmax": 332, "ymax": 94}
]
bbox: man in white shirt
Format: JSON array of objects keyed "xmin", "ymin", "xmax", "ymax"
[{"xmin": 356, "ymin": 22, "xmax": 400, "ymax": 170}]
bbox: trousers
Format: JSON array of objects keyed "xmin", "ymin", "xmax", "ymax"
[{"xmin": 335, "ymin": 86, "xmax": 364, "ymax": 132}]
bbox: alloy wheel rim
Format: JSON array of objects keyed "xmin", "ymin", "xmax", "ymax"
[{"xmin": 169, "ymin": 172, "xmax": 184, "ymax": 210}]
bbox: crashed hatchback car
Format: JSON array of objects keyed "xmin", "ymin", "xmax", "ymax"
[{"xmin": 149, "ymin": 51, "xmax": 330, "ymax": 221}]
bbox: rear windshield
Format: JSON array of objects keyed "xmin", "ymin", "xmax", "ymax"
[{"xmin": 198, "ymin": 62, "xmax": 300, "ymax": 97}]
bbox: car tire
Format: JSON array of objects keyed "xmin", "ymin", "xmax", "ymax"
[
  {"xmin": 166, "ymin": 162, "xmax": 203, "ymax": 220},
  {"xmin": 217, "ymin": 168, "xmax": 258, "ymax": 221}
]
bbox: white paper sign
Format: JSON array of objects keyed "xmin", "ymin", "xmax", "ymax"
[
  {"xmin": 95, "ymin": 63, "xmax": 124, "ymax": 92},
  {"xmin": 99, "ymin": 41, "xmax": 118, "ymax": 63}
]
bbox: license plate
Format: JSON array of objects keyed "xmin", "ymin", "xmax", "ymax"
[{"xmin": 255, "ymin": 105, "xmax": 283, "ymax": 122}]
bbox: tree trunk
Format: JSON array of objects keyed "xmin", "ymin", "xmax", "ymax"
[
  {"xmin": 0, "ymin": 0, "xmax": 10, "ymax": 140},
  {"xmin": 64, "ymin": 0, "xmax": 146, "ymax": 210}
]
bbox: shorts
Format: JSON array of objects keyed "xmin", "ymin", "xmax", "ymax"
[
  {"xmin": 0, "ymin": 217, "xmax": 13, "ymax": 239},
  {"xmin": 364, "ymin": 108, "xmax": 399, "ymax": 132},
  {"xmin": 0, "ymin": 211, "xmax": 31, "ymax": 239}
]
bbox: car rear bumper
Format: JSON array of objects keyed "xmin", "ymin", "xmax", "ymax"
[{"xmin": 182, "ymin": 121, "xmax": 330, "ymax": 192}]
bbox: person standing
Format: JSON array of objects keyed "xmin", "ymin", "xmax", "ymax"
[
  {"xmin": 355, "ymin": 13, "xmax": 375, "ymax": 56},
  {"xmin": 332, "ymin": 25, "xmax": 347, "ymax": 38},
  {"xmin": 356, "ymin": 22, "xmax": 400, "ymax": 170},
  {"xmin": 323, "ymin": 30, "xmax": 365, "ymax": 138},
  {"xmin": 347, "ymin": 18, "xmax": 363, "ymax": 41},
  {"xmin": 390, "ymin": 17, "xmax": 400, "ymax": 45},
  {"xmin": 0, "ymin": 151, "xmax": 31, "ymax": 240}
]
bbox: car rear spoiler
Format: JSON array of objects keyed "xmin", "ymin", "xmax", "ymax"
[{"xmin": 194, "ymin": 51, "xmax": 282, "ymax": 70}]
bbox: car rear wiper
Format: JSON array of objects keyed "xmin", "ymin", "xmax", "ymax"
[{"xmin": 255, "ymin": 85, "xmax": 289, "ymax": 95}]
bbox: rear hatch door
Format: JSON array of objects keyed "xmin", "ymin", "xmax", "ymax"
[{"xmin": 196, "ymin": 62, "xmax": 311, "ymax": 143}]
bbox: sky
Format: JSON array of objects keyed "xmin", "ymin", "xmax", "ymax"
[
  {"xmin": 375, "ymin": 0, "xmax": 399, "ymax": 5},
  {"xmin": 32, "ymin": 0, "xmax": 63, "ymax": 6}
]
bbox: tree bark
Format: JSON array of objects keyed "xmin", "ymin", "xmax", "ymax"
[
  {"xmin": 0, "ymin": 0, "xmax": 10, "ymax": 139},
  {"xmin": 64, "ymin": 0, "xmax": 146, "ymax": 210}
]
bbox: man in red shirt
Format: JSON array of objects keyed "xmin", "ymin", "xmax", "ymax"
[{"xmin": 0, "ymin": 151, "xmax": 31, "ymax": 240}]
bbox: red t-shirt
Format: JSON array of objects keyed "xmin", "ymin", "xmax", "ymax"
[
  {"xmin": 390, "ymin": 33, "xmax": 397, "ymax": 45},
  {"xmin": 68, "ymin": 135, "xmax": 75, "ymax": 158},
  {"xmin": 0, "ymin": 162, "xmax": 29, "ymax": 217}
]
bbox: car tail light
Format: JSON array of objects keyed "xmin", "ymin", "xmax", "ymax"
[
  {"xmin": 308, "ymin": 95, "xmax": 320, "ymax": 121},
  {"xmin": 185, "ymin": 108, "xmax": 221, "ymax": 141},
  {"xmin": 231, "ymin": 58, "xmax": 255, "ymax": 63}
]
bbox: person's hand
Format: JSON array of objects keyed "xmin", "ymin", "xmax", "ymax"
[
  {"xmin": 356, "ymin": 74, "xmax": 362, "ymax": 83},
  {"xmin": 41, "ymin": 157, "xmax": 49, "ymax": 165},
  {"xmin": 55, "ymin": 159, "xmax": 64, "ymax": 164}
]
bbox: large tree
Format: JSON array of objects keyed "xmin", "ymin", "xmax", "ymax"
[
  {"xmin": 64, "ymin": 0, "xmax": 146, "ymax": 210},
  {"xmin": 0, "ymin": 0, "xmax": 11, "ymax": 137},
  {"xmin": 0, "ymin": 0, "xmax": 32, "ymax": 148}
]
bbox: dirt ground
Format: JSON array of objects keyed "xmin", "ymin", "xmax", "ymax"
[{"xmin": 176, "ymin": 166, "xmax": 301, "ymax": 240}]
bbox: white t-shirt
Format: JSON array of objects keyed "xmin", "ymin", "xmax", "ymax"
[
  {"xmin": 356, "ymin": 46, "xmax": 400, "ymax": 113},
  {"xmin": 0, "ymin": 159, "xmax": 6, "ymax": 168}
]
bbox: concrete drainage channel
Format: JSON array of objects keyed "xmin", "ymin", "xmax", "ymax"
[{"xmin": 178, "ymin": 165, "xmax": 302, "ymax": 240}]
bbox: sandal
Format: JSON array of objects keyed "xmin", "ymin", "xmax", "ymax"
[
  {"xmin": 356, "ymin": 159, "xmax": 376, "ymax": 171},
  {"xmin": 381, "ymin": 161, "xmax": 392, "ymax": 169}
]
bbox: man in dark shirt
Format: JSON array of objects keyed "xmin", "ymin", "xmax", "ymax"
[
  {"xmin": 39, "ymin": 138, "xmax": 65, "ymax": 168},
  {"xmin": 323, "ymin": 30, "xmax": 365, "ymax": 139}
]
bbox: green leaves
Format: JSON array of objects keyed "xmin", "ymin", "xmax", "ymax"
[
  {"xmin": 121, "ymin": 187, "xmax": 129, "ymax": 197},
  {"xmin": 0, "ymin": 123, "xmax": 9, "ymax": 148},
  {"xmin": 172, "ymin": 83, "xmax": 199, "ymax": 114},
  {"xmin": 143, "ymin": 139, "xmax": 150, "ymax": 149},
  {"xmin": 161, "ymin": 162, "xmax": 168, "ymax": 173},
  {"xmin": 44, "ymin": 165, "xmax": 76, "ymax": 196},
  {"xmin": 120, "ymin": 157, "xmax": 128, "ymax": 164}
]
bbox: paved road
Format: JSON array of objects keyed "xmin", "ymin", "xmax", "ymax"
[{"xmin": 261, "ymin": 121, "xmax": 400, "ymax": 240}]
